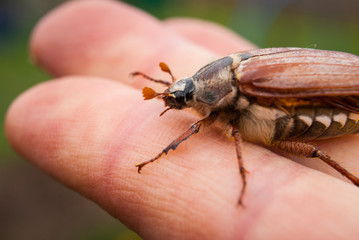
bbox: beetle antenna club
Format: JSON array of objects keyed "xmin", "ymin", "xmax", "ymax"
[
  {"xmin": 142, "ymin": 87, "xmax": 172, "ymax": 100},
  {"xmin": 134, "ymin": 47, "xmax": 359, "ymax": 206},
  {"xmin": 159, "ymin": 62, "xmax": 176, "ymax": 82}
]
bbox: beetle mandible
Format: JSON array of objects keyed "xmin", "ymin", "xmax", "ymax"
[{"xmin": 132, "ymin": 48, "xmax": 359, "ymax": 205}]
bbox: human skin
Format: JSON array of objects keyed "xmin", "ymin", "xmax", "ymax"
[{"xmin": 5, "ymin": 0, "xmax": 359, "ymax": 239}]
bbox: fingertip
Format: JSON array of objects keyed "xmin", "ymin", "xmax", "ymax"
[{"xmin": 29, "ymin": 0, "xmax": 167, "ymax": 81}]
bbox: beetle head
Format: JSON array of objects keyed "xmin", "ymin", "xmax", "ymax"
[
  {"xmin": 142, "ymin": 77, "xmax": 195, "ymax": 114},
  {"xmin": 164, "ymin": 77, "xmax": 195, "ymax": 109}
]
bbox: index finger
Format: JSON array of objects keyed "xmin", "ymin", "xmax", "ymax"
[{"xmin": 30, "ymin": 0, "xmax": 254, "ymax": 88}]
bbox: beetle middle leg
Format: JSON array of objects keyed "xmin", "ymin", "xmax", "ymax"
[
  {"xmin": 272, "ymin": 141, "xmax": 359, "ymax": 186},
  {"xmin": 136, "ymin": 112, "xmax": 218, "ymax": 173},
  {"xmin": 232, "ymin": 127, "xmax": 247, "ymax": 206}
]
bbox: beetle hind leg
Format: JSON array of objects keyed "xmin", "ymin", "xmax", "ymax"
[
  {"xmin": 272, "ymin": 141, "xmax": 359, "ymax": 186},
  {"xmin": 313, "ymin": 148, "xmax": 359, "ymax": 186}
]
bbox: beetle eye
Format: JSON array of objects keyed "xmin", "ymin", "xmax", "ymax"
[
  {"xmin": 174, "ymin": 92, "xmax": 186, "ymax": 104},
  {"xmin": 168, "ymin": 91, "xmax": 185, "ymax": 105},
  {"xmin": 175, "ymin": 80, "xmax": 194, "ymax": 102}
]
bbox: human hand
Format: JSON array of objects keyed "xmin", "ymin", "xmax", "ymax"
[{"xmin": 5, "ymin": 0, "xmax": 359, "ymax": 239}]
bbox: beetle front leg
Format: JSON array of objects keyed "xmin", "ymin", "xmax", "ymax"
[
  {"xmin": 272, "ymin": 141, "xmax": 359, "ymax": 186},
  {"xmin": 136, "ymin": 112, "xmax": 218, "ymax": 173},
  {"xmin": 232, "ymin": 127, "xmax": 248, "ymax": 206}
]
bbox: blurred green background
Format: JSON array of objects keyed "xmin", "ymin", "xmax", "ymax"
[{"xmin": 1, "ymin": 0, "xmax": 358, "ymax": 239}]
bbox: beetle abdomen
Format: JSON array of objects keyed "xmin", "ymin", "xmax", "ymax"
[{"xmin": 275, "ymin": 106, "xmax": 359, "ymax": 141}]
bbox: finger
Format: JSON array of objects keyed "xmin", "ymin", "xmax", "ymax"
[
  {"xmin": 6, "ymin": 77, "xmax": 359, "ymax": 239},
  {"xmin": 30, "ymin": 0, "xmax": 218, "ymax": 86},
  {"xmin": 164, "ymin": 17, "xmax": 256, "ymax": 55}
]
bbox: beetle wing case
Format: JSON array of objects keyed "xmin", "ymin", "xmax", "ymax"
[{"xmin": 236, "ymin": 48, "xmax": 359, "ymax": 97}]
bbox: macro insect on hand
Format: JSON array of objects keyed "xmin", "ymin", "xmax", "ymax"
[{"xmin": 132, "ymin": 48, "xmax": 359, "ymax": 206}]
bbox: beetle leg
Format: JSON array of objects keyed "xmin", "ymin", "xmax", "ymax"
[
  {"xmin": 232, "ymin": 127, "xmax": 247, "ymax": 206},
  {"xmin": 272, "ymin": 141, "xmax": 359, "ymax": 186},
  {"xmin": 130, "ymin": 71, "xmax": 171, "ymax": 87},
  {"xmin": 136, "ymin": 112, "xmax": 218, "ymax": 173}
]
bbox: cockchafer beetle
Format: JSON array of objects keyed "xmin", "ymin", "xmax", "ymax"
[{"xmin": 132, "ymin": 47, "xmax": 359, "ymax": 206}]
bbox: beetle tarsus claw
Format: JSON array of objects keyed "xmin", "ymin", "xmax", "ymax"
[{"xmin": 136, "ymin": 164, "xmax": 143, "ymax": 174}]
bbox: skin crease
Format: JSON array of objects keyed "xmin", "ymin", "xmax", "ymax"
[{"xmin": 5, "ymin": 0, "xmax": 359, "ymax": 239}]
